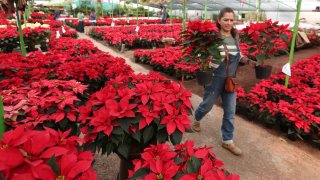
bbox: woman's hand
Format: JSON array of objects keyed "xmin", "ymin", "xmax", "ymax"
[
  {"xmin": 240, "ymin": 57, "xmax": 258, "ymax": 67},
  {"xmin": 248, "ymin": 59, "xmax": 258, "ymax": 67}
]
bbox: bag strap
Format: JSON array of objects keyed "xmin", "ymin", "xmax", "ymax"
[{"xmin": 223, "ymin": 44, "xmax": 230, "ymax": 77}]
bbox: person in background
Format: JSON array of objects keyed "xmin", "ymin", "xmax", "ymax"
[
  {"xmin": 191, "ymin": 7, "xmax": 257, "ymax": 156},
  {"xmin": 54, "ymin": 9, "xmax": 60, "ymax": 20},
  {"xmin": 161, "ymin": 6, "xmax": 167, "ymax": 24},
  {"xmin": 89, "ymin": 9, "xmax": 96, "ymax": 26},
  {"xmin": 77, "ymin": 11, "xmax": 84, "ymax": 33}
]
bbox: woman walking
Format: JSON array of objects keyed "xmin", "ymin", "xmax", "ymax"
[{"xmin": 192, "ymin": 7, "xmax": 256, "ymax": 156}]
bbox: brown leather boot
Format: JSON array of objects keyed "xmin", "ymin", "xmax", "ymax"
[
  {"xmin": 222, "ymin": 143, "xmax": 242, "ymax": 156},
  {"xmin": 191, "ymin": 121, "xmax": 201, "ymax": 132}
]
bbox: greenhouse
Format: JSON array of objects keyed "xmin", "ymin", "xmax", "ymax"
[{"xmin": 0, "ymin": 0, "xmax": 319, "ymax": 179}]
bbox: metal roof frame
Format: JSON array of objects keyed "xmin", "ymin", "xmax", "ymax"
[{"xmin": 144, "ymin": 0, "xmax": 320, "ymax": 12}]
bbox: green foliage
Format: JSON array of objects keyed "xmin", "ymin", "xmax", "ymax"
[
  {"xmin": 108, "ymin": 4, "xmax": 127, "ymax": 16},
  {"xmin": 0, "ymin": 37, "xmax": 20, "ymax": 53},
  {"xmin": 33, "ymin": 7, "xmax": 49, "ymax": 14}
]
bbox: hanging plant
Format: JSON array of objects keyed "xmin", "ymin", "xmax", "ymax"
[
  {"xmin": 1, "ymin": 0, "xmax": 28, "ymax": 15},
  {"xmin": 0, "ymin": 0, "xmax": 29, "ymax": 56}
]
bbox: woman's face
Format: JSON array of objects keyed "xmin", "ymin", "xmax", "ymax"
[{"xmin": 218, "ymin": 12, "xmax": 235, "ymax": 33}]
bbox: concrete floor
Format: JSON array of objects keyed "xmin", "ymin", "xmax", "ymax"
[{"xmin": 77, "ymin": 33, "xmax": 320, "ymax": 180}]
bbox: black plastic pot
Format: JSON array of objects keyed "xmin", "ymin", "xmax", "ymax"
[
  {"xmin": 26, "ymin": 47, "xmax": 38, "ymax": 53},
  {"xmin": 2, "ymin": 47, "xmax": 14, "ymax": 53},
  {"xmin": 40, "ymin": 45, "xmax": 48, "ymax": 52},
  {"xmin": 117, "ymin": 138, "xmax": 158, "ymax": 180},
  {"xmin": 117, "ymin": 157, "xmax": 135, "ymax": 180},
  {"xmin": 255, "ymin": 65, "xmax": 272, "ymax": 79},
  {"xmin": 196, "ymin": 69, "xmax": 214, "ymax": 86}
]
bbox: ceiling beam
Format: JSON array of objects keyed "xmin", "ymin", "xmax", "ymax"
[
  {"xmin": 233, "ymin": 0, "xmax": 258, "ymax": 10},
  {"xmin": 273, "ymin": 0, "xmax": 297, "ymax": 10}
]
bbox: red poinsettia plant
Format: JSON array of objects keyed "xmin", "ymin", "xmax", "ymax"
[
  {"xmin": 23, "ymin": 26, "xmax": 51, "ymax": 51},
  {"xmin": 0, "ymin": 125, "xmax": 97, "ymax": 180},
  {"xmin": 90, "ymin": 24, "xmax": 182, "ymax": 50},
  {"xmin": 30, "ymin": 12, "xmax": 48, "ymax": 20},
  {"xmin": 134, "ymin": 47, "xmax": 199, "ymax": 80},
  {"xmin": 2, "ymin": 79, "xmax": 87, "ymax": 135},
  {"xmin": 236, "ymin": 54, "xmax": 320, "ymax": 143},
  {"xmin": 128, "ymin": 140, "xmax": 239, "ymax": 179},
  {"xmin": 0, "ymin": 38, "xmax": 133, "ymax": 94},
  {"xmin": 0, "ymin": 26, "xmax": 19, "ymax": 53},
  {"xmin": 79, "ymin": 72, "xmax": 192, "ymax": 160},
  {"xmin": 239, "ymin": 19, "xmax": 290, "ymax": 65},
  {"xmin": 181, "ymin": 20, "xmax": 224, "ymax": 71}
]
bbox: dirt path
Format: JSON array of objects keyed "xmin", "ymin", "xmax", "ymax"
[{"xmin": 77, "ymin": 33, "xmax": 320, "ymax": 180}]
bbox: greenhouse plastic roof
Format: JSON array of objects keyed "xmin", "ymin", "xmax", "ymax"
[{"xmin": 145, "ymin": 0, "xmax": 320, "ymax": 12}]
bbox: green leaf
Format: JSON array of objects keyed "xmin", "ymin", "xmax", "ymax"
[
  {"xmin": 153, "ymin": 118, "xmax": 161, "ymax": 125},
  {"xmin": 174, "ymin": 157, "xmax": 184, "ymax": 164},
  {"xmin": 84, "ymin": 142, "xmax": 97, "ymax": 152},
  {"xmin": 279, "ymin": 34, "xmax": 288, "ymax": 42},
  {"xmin": 98, "ymin": 131, "xmax": 106, "ymax": 140},
  {"xmin": 156, "ymin": 128, "xmax": 168, "ymax": 143},
  {"xmin": 208, "ymin": 46, "xmax": 220, "ymax": 57},
  {"xmin": 269, "ymin": 55, "xmax": 276, "ymax": 60},
  {"xmin": 119, "ymin": 118, "xmax": 131, "ymax": 133},
  {"xmin": 261, "ymin": 32, "xmax": 269, "ymax": 39},
  {"xmin": 170, "ymin": 130, "xmax": 182, "ymax": 145},
  {"xmin": 64, "ymin": 106, "xmax": 71, "ymax": 113},
  {"xmin": 132, "ymin": 131, "xmax": 141, "ymax": 143},
  {"xmin": 185, "ymin": 128, "xmax": 193, "ymax": 133},
  {"xmin": 212, "ymin": 53, "xmax": 222, "ymax": 61},
  {"xmin": 131, "ymin": 115, "xmax": 141, "ymax": 124},
  {"xmin": 87, "ymin": 126, "xmax": 94, "ymax": 133},
  {"xmin": 278, "ymin": 48, "xmax": 289, "ymax": 54},
  {"xmin": 47, "ymin": 155, "xmax": 60, "ymax": 175},
  {"xmin": 113, "ymin": 127, "xmax": 124, "ymax": 135},
  {"xmin": 288, "ymin": 128, "xmax": 296, "ymax": 135},
  {"xmin": 47, "ymin": 106, "xmax": 58, "ymax": 114},
  {"xmin": 183, "ymin": 56, "xmax": 193, "ymax": 63},
  {"xmin": 199, "ymin": 54, "xmax": 208, "ymax": 61},
  {"xmin": 248, "ymin": 47, "xmax": 257, "ymax": 54},
  {"xmin": 117, "ymin": 144, "xmax": 129, "ymax": 159},
  {"xmin": 181, "ymin": 37, "xmax": 202, "ymax": 46},
  {"xmin": 101, "ymin": 141, "xmax": 107, "ymax": 155},
  {"xmin": 198, "ymin": 40, "xmax": 208, "ymax": 47},
  {"xmin": 143, "ymin": 126, "xmax": 154, "ymax": 143},
  {"xmin": 130, "ymin": 168, "xmax": 150, "ymax": 179},
  {"xmin": 187, "ymin": 155, "xmax": 201, "ymax": 174},
  {"xmin": 256, "ymin": 54, "xmax": 265, "ymax": 63},
  {"xmin": 58, "ymin": 118, "xmax": 68, "ymax": 130},
  {"xmin": 111, "ymin": 134, "xmax": 123, "ymax": 145},
  {"xmin": 296, "ymin": 133, "xmax": 304, "ymax": 140},
  {"xmin": 174, "ymin": 172, "xmax": 183, "ymax": 180},
  {"xmin": 157, "ymin": 124, "xmax": 166, "ymax": 130},
  {"xmin": 105, "ymin": 142, "xmax": 115, "ymax": 155}
]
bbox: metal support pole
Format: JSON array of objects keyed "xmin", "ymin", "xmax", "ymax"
[
  {"xmin": 205, "ymin": 0, "xmax": 208, "ymax": 20},
  {"xmin": 112, "ymin": 0, "xmax": 114, "ymax": 19},
  {"xmin": 136, "ymin": 0, "xmax": 139, "ymax": 26},
  {"xmin": 15, "ymin": 4, "xmax": 27, "ymax": 56},
  {"xmin": 170, "ymin": 0, "xmax": 173, "ymax": 24},
  {"xmin": 182, "ymin": 0, "xmax": 187, "ymax": 32},
  {"xmin": 257, "ymin": 0, "xmax": 261, "ymax": 21},
  {"xmin": 0, "ymin": 96, "xmax": 4, "ymax": 140},
  {"xmin": 285, "ymin": 0, "xmax": 303, "ymax": 87}
]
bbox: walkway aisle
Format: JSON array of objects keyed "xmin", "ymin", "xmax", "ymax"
[
  {"xmin": 78, "ymin": 33, "xmax": 149, "ymax": 74},
  {"xmin": 78, "ymin": 33, "xmax": 320, "ymax": 180}
]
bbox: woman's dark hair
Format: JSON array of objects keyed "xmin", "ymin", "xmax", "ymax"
[{"xmin": 216, "ymin": 7, "xmax": 237, "ymax": 38}]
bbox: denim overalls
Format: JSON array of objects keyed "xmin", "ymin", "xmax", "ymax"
[{"xmin": 195, "ymin": 40, "xmax": 240, "ymax": 144}]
